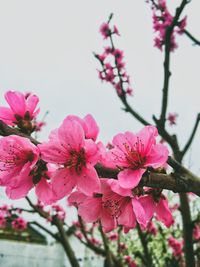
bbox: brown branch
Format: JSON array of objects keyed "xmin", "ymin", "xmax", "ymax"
[
  {"xmin": 159, "ymin": 0, "xmax": 189, "ymax": 126},
  {"xmin": 0, "ymin": 120, "xmax": 39, "ymax": 145},
  {"xmin": 29, "ymin": 221, "xmax": 61, "ymax": 242},
  {"xmin": 25, "ymin": 197, "xmax": 49, "ymax": 219},
  {"xmin": 96, "ymin": 162, "xmax": 200, "ymax": 196},
  {"xmin": 53, "ymin": 216, "xmax": 80, "ymax": 267},
  {"xmin": 179, "ymin": 192, "xmax": 195, "ymax": 267}
]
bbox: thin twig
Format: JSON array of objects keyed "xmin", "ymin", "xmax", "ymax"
[
  {"xmin": 183, "ymin": 29, "xmax": 200, "ymax": 46},
  {"xmin": 182, "ymin": 113, "xmax": 200, "ymax": 156},
  {"xmin": 159, "ymin": 0, "xmax": 189, "ymax": 126},
  {"xmin": 29, "ymin": 221, "xmax": 61, "ymax": 242},
  {"xmin": 99, "ymin": 223, "xmax": 114, "ymax": 267}
]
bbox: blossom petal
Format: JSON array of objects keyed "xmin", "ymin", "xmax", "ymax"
[
  {"xmin": 39, "ymin": 142, "xmax": 69, "ymax": 164},
  {"xmin": 77, "ymin": 166, "xmax": 100, "ymax": 196},
  {"xmin": 68, "ymin": 191, "xmax": 87, "ymax": 206},
  {"xmin": 0, "ymin": 107, "xmax": 15, "ymax": 124},
  {"xmin": 144, "ymin": 144, "xmax": 168, "ymax": 168},
  {"xmin": 101, "ymin": 210, "xmax": 116, "ymax": 232},
  {"xmin": 83, "ymin": 114, "xmax": 99, "ymax": 141},
  {"xmin": 155, "ymin": 198, "xmax": 174, "ymax": 227},
  {"xmin": 51, "ymin": 168, "xmax": 77, "ymax": 200},
  {"xmin": 5, "ymin": 91, "xmax": 26, "ymax": 117},
  {"xmin": 118, "ymin": 202, "xmax": 136, "ymax": 229},
  {"xmin": 26, "ymin": 94, "xmax": 39, "ymax": 115},
  {"xmin": 84, "ymin": 139, "xmax": 99, "ymax": 165},
  {"xmin": 35, "ymin": 178, "xmax": 55, "ymax": 205},
  {"xmin": 58, "ymin": 119, "xmax": 85, "ymax": 150},
  {"xmin": 112, "ymin": 133, "xmax": 136, "ymax": 153},
  {"xmin": 139, "ymin": 195, "xmax": 155, "ymax": 222},
  {"xmin": 107, "ymin": 179, "xmax": 132, "ymax": 197},
  {"xmin": 78, "ymin": 197, "xmax": 102, "ymax": 222},
  {"xmin": 6, "ymin": 169, "xmax": 33, "ymax": 199},
  {"xmin": 118, "ymin": 169, "xmax": 145, "ymax": 189},
  {"xmin": 137, "ymin": 126, "xmax": 158, "ymax": 155},
  {"xmin": 132, "ymin": 198, "xmax": 148, "ymax": 228}
]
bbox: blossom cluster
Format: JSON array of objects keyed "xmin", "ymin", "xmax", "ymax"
[
  {"xmin": 148, "ymin": 0, "xmax": 187, "ymax": 51},
  {"xmin": 96, "ymin": 18, "xmax": 133, "ymax": 97},
  {"xmin": 0, "ymin": 91, "xmax": 45, "ymax": 134},
  {"xmin": 0, "ymin": 90, "xmax": 172, "ymax": 233},
  {"xmin": 168, "ymin": 236, "xmax": 183, "ymax": 257},
  {"xmin": 0, "ymin": 204, "xmax": 27, "ymax": 231}
]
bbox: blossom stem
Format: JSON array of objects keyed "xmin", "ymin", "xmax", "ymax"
[
  {"xmin": 183, "ymin": 29, "xmax": 200, "ymax": 46},
  {"xmin": 181, "ymin": 113, "xmax": 200, "ymax": 156}
]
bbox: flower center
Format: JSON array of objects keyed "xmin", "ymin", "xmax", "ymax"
[
  {"xmin": 123, "ymin": 138, "xmax": 146, "ymax": 169},
  {"xmin": 66, "ymin": 148, "xmax": 86, "ymax": 174},
  {"xmin": 103, "ymin": 193, "xmax": 129, "ymax": 219}
]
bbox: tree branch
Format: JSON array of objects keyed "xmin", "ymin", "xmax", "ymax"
[
  {"xmin": 0, "ymin": 120, "xmax": 200, "ymax": 195},
  {"xmin": 29, "ymin": 221, "xmax": 61, "ymax": 242},
  {"xmin": 25, "ymin": 197, "xmax": 80, "ymax": 267},
  {"xmin": 0, "ymin": 120, "xmax": 39, "ymax": 145},
  {"xmin": 183, "ymin": 29, "xmax": 200, "ymax": 46},
  {"xmin": 182, "ymin": 113, "xmax": 200, "ymax": 156},
  {"xmin": 159, "ymin": 0, "xmax": 189, "ymax": 126},
  {"xmin": 96, "ymin": 162, "xmax": 200, "ymax": 196},
  {"xmin": 99, "ymin": 223, "xmax": 114, "ymax": 267},
  {"xmin": 53, "ymin": 216, "xmax": 80, "ymax": 267},
  {"xmin": 137, "ymin": 224, "xmax": 152, "ymax": 267}
]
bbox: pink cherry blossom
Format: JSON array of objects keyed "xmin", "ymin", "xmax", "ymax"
[
  {"xmin": 167, "ymin": 112, "xmax": 178, "ymax": 126},
  {"xmin": 99, "ymin": 23, "xmax": 111, "ymax": 39},
  {"xmin": 75, "ymin": 232, "xmax": 83, "ymax": 240},
  {"xmin": 147, "ymin": 221, "xmax": 157, "ymax": 235},
  {"xmin": 0, "ymin": 135, "xmax": 39, "ymax": 199},
  {"xmin": 0, "ymin": 214, "xmax": 6, "ymax": 228},
  {"xmin": 149, "ymin": 1, "xmax": 187, "ymax": 52},
  {"xmin": 69, "ymin": 179, "xmax": 148, "ymax": 232},
  {"xmin": 108, "ymin": 232, "xmax": 118, "ymax": 241},
  {"xmin": 113, "ymin": 25, "xmax": 120, "ymax": 36},
  {"xmin": 96, "ymin": 19, "xmax": 133, "ymax": 97},
  {"xmin": 0, "ymin": 91, "xmax": 40, "ymax": 129},
  {"xmin": 193, "ymin": 225, "xmax": 200, "ymax": 240},
  {"xmin": 39, "ymin": 117, "xmax": 100, "ymax": 199},
  {"xmin": 68, "ymin": 186, "xmax": 114, "ymax": 231},
  {"xmin": 34, "ymin": 121, "xmax": 46, "ymax": 132},
  {"xmin": 139, "ymin": 192, "xmax": 173, "ymax": 227},
  {"xmin": 51, "ymin": 204, "xmax": 66, "ymax": 221},
  {"xmin": 109, "ymin": 126, "xmax": 168, "ymax": 189},
  {"xmin": 124, "ymin": 255, "xmax": 138, "ymax": 267},
  {"xmin": 113, "ymin": 49, "xmax": 124, "ymax": 64},
  {"xmin": 168, "ymin": 236, "xmax": 183, "ymax": 257},
  {"xmin": 12, "ymin": 217, "xmax": 27, "ymax": 231},
  {"xmin": 107, "ymin": 179, "xmax": 148, "ymax": 231}
]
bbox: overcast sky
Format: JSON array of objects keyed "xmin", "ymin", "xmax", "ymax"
[{"xmin": 0, "ymin": 0, "xmax": 200, "ymax": 205}]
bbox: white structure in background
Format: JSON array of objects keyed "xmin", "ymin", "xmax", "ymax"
[{"xmin": 0, "ymin": 236, "xmax": 104, "ymax": 267}]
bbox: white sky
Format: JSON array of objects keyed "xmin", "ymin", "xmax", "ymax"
[{"xmin": 0, "ymin": 0, "xmax": 200, "ymax": 205}]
